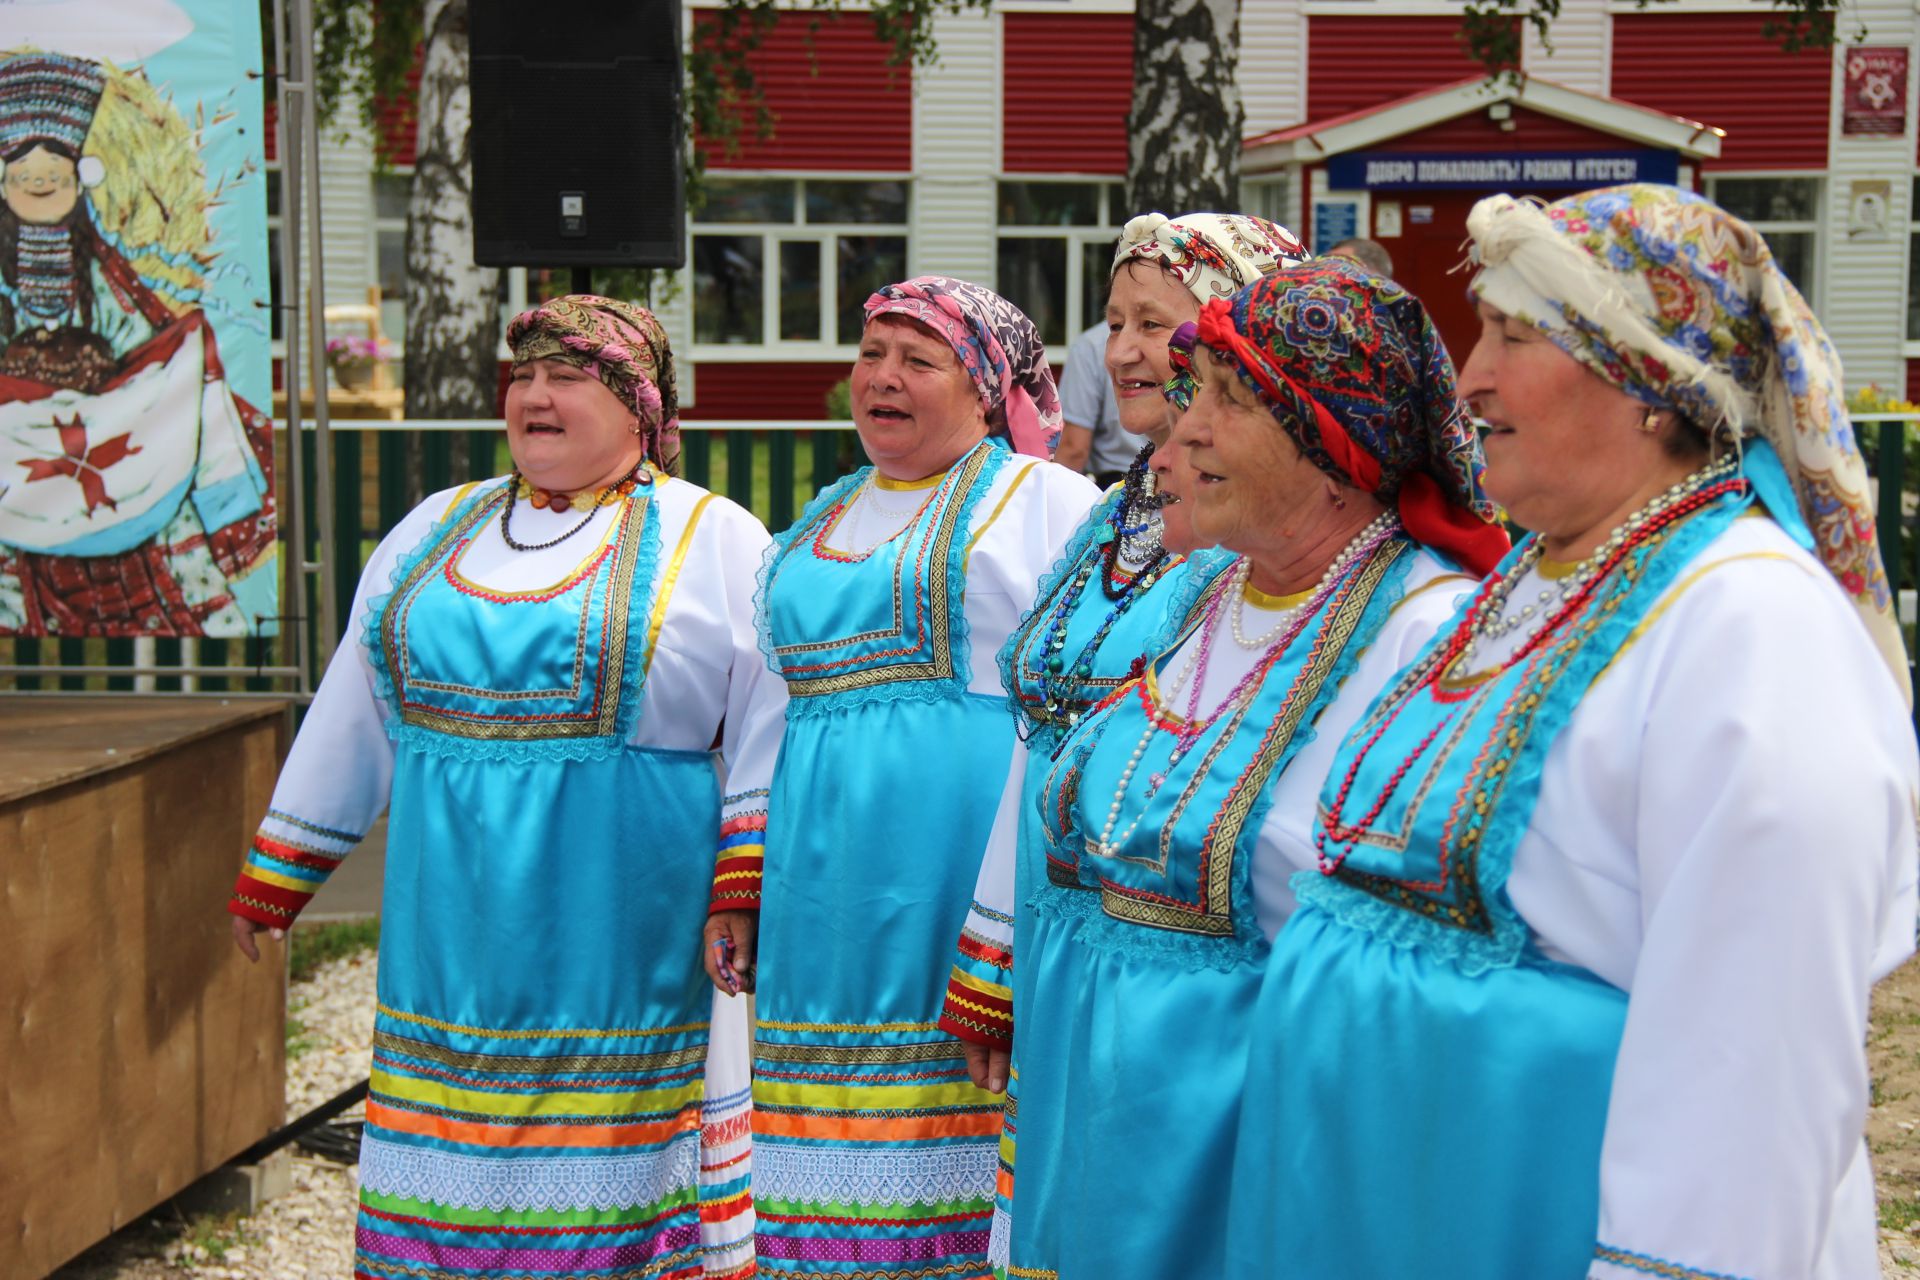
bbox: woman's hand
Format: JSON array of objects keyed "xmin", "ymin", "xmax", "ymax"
[
  {"xmin": 964, "ymin": 1041, "xmax": 1010, "ymax": 1095},
  {"xmin": 702, "ymin": 911, "xmax": 757, "ymax": 996},
  {"xmin": 231, "ymin": 915, "xmax": 284, "ymax": 963}
]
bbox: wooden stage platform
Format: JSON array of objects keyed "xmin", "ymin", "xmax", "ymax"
[{"xmin": 0, "ymin": 697, "xmax": 289, "ymax": 1278}]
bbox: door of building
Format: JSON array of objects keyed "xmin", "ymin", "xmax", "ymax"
[{"xmin": 1365, "ymin": 186, "xmax": 1578, "ymax": 371}]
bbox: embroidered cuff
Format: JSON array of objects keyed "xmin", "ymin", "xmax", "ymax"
[
  {"xmin": 938, "ymin": 965, "xmax": 1014, "ymax": 1051},
  {"xmin": 226, "ymin": 808, "xmax": 359, "ymax": 928},
  {"xmin": 710, "ymin": 798, "xmax": 767, "ymax": 914},
  {"xmin": 1593, "ymin": 1243, "xmax": 1753, "ymax": 1280}
]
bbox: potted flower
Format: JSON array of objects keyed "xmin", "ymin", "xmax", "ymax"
[{"xmin": 325, "ymin": 335, "xmax": 398, "ymax": 390}]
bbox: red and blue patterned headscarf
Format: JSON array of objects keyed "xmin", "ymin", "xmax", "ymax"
[
  {"xmin": 862, "ymin": 276, "xmax": 1063, "ymax": 458},
  {"xmin": 1185, "ymin": 259, "xmax": 1509, "ymax": 574}
]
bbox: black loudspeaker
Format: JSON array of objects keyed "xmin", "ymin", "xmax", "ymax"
[{"xmin": 468, "ymin": 0, "xmax": 685, "ymax": 268}]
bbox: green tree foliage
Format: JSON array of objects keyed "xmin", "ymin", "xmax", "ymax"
[{"xmin": 1459, "ymin": 0, "xmax": 1850, "ymax": 78}]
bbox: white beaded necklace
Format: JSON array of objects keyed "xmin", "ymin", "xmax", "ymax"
[
  {"xmin": 1228, "ymin": 510, "xmax": 1400, "ymax": 650},
  {"xmin": 1449, "ymin": 453, "xmax": 1740, "ymax": 676},
  {"xmin": 837, "ymin": 475, "xmax": 941, "ymax": 555},
  {"xmin": 1089, "ymin": 513, "xmax": 1400, "ymax": 860}
]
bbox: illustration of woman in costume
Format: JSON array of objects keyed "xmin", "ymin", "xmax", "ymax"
[{"xmin": 0, "ymin": 38, "xmax": 275, "ymax": 637}]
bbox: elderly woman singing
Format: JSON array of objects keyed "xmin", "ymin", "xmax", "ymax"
[
  {"xmin": 227, "ymin": 297, "xmax": 779, "ymax": 1280},
  {"xmin": 1002, "ymin": 260, "xmax": 1508, "ymax": 1279},
  {"xmin": 1229, "ymin": 185, "xmax": 1920, "ymax": 1279},
  {"xmin": 929, "ymin": 211, "xmax": 1306, "ymax": 1264},
  {"xmin": 701, "ymin": 276, "xmax": 1098, "ymax": 1277}
]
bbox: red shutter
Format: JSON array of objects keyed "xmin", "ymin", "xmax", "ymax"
[
  {"xmin": 264, "ymin": 98, "xmax": 277, "ymax": 162},
  {"xmin": 373, "ymin": 57, "xmax": 423, "ymax": 168},
  {"xmin": 681, "ymin": 362, "xmax": 850, "ymax": 420},
  {"xmin": 1307, "ymin": 17, "xmax": 1490, "ymax": 122},
  {"xmin": 1611, "ymin": 14, "xmax": 1830, "ymax": 169},
  {"xmin": 1003, "ymin": 13, "xmax": 1134, "ymax": 173},
  {"xmin": 1906, "ymin": 357, "xmax": 1920, "ymax": 405},
  {"xmin": 694, "ymin": 12, "xmax": 912, "ymax": 171}
]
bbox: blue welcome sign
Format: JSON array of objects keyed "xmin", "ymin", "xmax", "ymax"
[{"xmin": 1326, "ymin": 150, "xmax": 1680, "ymax": 191}]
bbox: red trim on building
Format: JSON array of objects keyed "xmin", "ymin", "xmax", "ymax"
[
  {"xmin": 1306, "ymin": 16, "xmax": 1495, "ymax": 122},
  {"xmin": 1003, "ymin": 12, "xmax": 1134, "ymax": 173},
  {"xmin": 265, "ymin": 98, "xmax": 277, "ymax": 162},
  {"xmin": 693, "ymin": 12, "xmax": 912, "ymax": 171},
  {"xmin": 682, "ymin": 362, "xmax": 849, "ymax": 421},
  {"xmin": 1611, "ymin": 13, "xmax": 1831, "ymax": 169},
  {"xmin": 1906, "ymin": 357, "xmax": 1920, "ymax": 406}
]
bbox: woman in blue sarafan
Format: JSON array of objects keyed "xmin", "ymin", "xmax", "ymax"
[
  {"xmin": 1005, "ymin": 261, "xmax": 1510, "ymax": 1280},
  {"xmin": 700, "ymin": 276, "xmax": 1097, "ymax": 1279},
  {"xmin": 228, "ymin": 297, "xmax": 777, "ymax": 1279},
  {"xmin": 1228, "ymin": 186, "xmax": 1919, "ymax": 1279},
  {"xmin": 924, "ymin": 212, "xmax": 1308, "ymax": 1261}
]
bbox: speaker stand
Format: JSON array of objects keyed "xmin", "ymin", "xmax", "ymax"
[{"xmin": 572, "ymin": 267, "xmax": 593, "ymax": 295}]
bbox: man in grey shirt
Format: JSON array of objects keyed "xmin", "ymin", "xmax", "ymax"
[{"xmin": 1054, "ymin": 321, "xmax": 1148, "ymax": 488}]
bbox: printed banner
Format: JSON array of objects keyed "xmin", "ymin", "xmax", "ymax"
[
  {"xmin": 1842, "ymin": 45, "xmax": 1908, "ymax": 137},
  {"xmin": 0, "ymin": 0, "xmax": 275, "ymax": 638},
  {"xmin": 1326, "ymin": 150, "xmax": 1680, "ymax": 192}
]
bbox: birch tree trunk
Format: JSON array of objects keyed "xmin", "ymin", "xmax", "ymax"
[
  {"xmin": 1126, "ymin": 0, "xmax": 1243, "ymax": 217},
  {"xmin": 403, "ymin": 0, "xmax": 499, "ymax": 491}
]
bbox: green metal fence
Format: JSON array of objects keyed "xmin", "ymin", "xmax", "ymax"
[
  {"xmin": 5, "ymin": 414, "xmax": 1919, "ymax": 705},
  {"xmin": 0, "ymin": 420, "xmax": 865, "ymax": 694}
]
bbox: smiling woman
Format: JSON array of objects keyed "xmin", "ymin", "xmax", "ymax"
[
  {"xmin": 227, "ymin": 295, "xmax": 780, "ymax": 1280},
  {"xmin": 702, "ymin": 275, "xmax": 1098, "ymax": 1280},
  {"xmin": 990, "ymin": 257, "xmax": 1502, "ymax": 1280},
  {"xmin": 1229, "ymin": 185, "xmax": 1920, "ymax": 1280}
]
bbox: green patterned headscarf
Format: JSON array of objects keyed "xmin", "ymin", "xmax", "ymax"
[{"xmin": 1467, "ymin": 183, "xmax": 1906, "ymax": 698}]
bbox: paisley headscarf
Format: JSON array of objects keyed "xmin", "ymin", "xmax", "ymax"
[
  {"xmin": 1112, "ymin": 211, "xmax": 1309, "ymax": 304},
  {"xmin": 862, "ymin": 276, "xmax": 1062, "ymax": 458},
  {"xmin": 1114, "ymin": 211, "xmax": 1311, "ymax": 413},
  {"xmin": 505, "ymin": 294, "xmax": 681, "ymax": 474},
  {"xmin": 1467, "ymin": 183, "xmax": 1906, "ymax": 696},
  {"xmin": 1180, "ymin": 258, "xmax": 1510, "ymax": 575}
]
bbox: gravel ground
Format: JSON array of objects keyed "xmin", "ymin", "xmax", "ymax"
[{"xmin": 46, "ymin": 942, "xmax": 1920, "ymax": 1276}]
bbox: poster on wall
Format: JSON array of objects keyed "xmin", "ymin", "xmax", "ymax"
[
  {"xmin": 1842, "ymin": 45, "xmax": 1909, "ymax": 137},
  {"xmin": 0, "ymin": 0, "xmax": 274, "ymax": 639}
]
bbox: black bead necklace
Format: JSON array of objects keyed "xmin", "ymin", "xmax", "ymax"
[{"xmin": 498, "ymin": 462, "xmax": 648, "ymax": 553}]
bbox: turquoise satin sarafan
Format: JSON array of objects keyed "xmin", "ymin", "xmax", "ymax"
[
  {"xmin": 1227, "ymin": 454, "xmax": 1785, "ymax": 1277},
  {"xmin": 751, "ymin": 437, "xmax": 1016, "ymax": 1277},
  {"xmin": 987, "ymin": 494, "xmax": 1233, "ymax": 1271},
  {"xmin": 1009, "ymin": 536, "xmax": 1417, "ymax": 1280},
  {"xmin": 355, "ymin": 480, "xmax": 733, "ymax": 1279}
]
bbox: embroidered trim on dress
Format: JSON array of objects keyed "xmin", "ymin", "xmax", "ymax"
[{"xmin": 1593, "ymin": 1243, "xmax": 1753, "ymax": 1280}]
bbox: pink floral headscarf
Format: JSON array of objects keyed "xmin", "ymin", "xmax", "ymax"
[
  {"xmin": 506, "ymin": 295, "xmax": 681, "ymax": 474},
  {"xmin": 862, "ymin": 276, "xmax": 1063, "ymax": 458}
]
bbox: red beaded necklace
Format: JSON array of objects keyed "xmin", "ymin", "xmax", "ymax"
[{"xmin": 1314, "ymin": 472, "xmax": 1746, "ymax": 878}]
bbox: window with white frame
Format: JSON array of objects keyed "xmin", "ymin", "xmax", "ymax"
[
  {"xmin": 1704, "ymin": 175, "xmax": 1819, "ymax": 299},
  {"xmin": 372, "ymin": 169, "xmax": 412, "ymax": 345},
  {"xmin": 996, "ymin": 180, "xmax": 1126, "ymax": 349},
  {"xmin": 1242, "ymin": 175, "xmax": 1297, "ymax": 234},
  {"xmin": 690, "ymin": 176, "xmax": 909, "ymax": 350}
]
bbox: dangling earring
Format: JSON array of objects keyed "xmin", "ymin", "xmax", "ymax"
[
  {"xmin": 1330, "ymin": 488, "xmax": 1347, "ymax": 510},
  {"xmin": 1637, "ymin": 408, "xmax": 1662, "ymax": 435}
]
